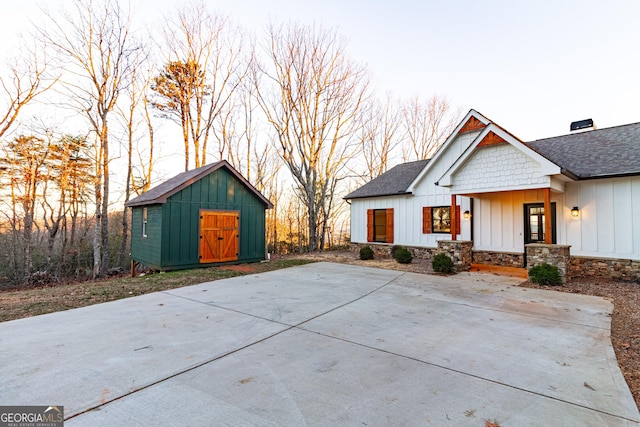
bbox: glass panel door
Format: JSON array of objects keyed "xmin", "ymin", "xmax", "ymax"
[{"xmin": 524, "ymin": 203, "xmax": 556, "ymax": 244}]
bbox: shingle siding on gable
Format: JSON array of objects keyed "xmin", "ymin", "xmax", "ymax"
[{"xmin": 452, "ymin": 144, "xmax": 549, "ymax": 192}]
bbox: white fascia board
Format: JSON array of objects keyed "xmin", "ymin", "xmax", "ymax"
[
  {"xmin": 406, "ymin": 109, "xmax": 491, "ymax": 193},
  {"xmin": 438, "ymin": 124, "xmax": 562, "ymax": 187}
]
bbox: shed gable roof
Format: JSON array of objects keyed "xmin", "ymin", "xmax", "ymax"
[
  {"xmin": 344, "ymin": 160, "xmax": 430, "ymax": 199},
  {"xmin": 125, "ymin": 160, "xmax": 273, "ymax": 208}
]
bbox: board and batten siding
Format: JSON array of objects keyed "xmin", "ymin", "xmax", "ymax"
[
  {"xmin": 350, "ymin": 195, "xmax": 471, "ymax": 247},
  {"xmin": 130, "ymin": 205, "xmax": 163, "ymax": 266},
  {"xmin": 472, "ymin": 189, "xmax": 564, "ymax": 253},
  {"xmin": 160, "ymin": 167, "xmax": 267, "ymax": 268},
  {"xmin": 563, "ymin": 177, "xmax": 640, "ymax": 260}
]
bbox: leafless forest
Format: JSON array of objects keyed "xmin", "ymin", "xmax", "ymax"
[{"xmin": 0, "ymin": 0, "xmax": 461, "ymax": 286}]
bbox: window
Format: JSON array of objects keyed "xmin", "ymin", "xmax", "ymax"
[
  {"xmin": 423, "ymin": 205, "xmax": 460, "ymax": 235},
  {"xmin": 374, "ymin": 209, "xmax": 387, "ymax": 242},
  {"xmin": 366, "ymin": 208, "xmax": 394, "ymax": 243},
  {"xmin": 142, "ymin": 207, "xmax": 148, "ymax": 238},
  {"xmin": 432, "ymin": 206, "xmax": 451, "ymax": 233}
]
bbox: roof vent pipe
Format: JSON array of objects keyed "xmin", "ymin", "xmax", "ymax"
[{"xmin": 570, "ymin": 118, "xmax": 595, "ymax": 132}]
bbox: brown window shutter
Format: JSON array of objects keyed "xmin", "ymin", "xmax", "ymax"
[
  {"xmin": 385, "ymin": 208, "xmax": 394, "ymax": 243},
  {"xmin": 455, "ymin": 205, "xmax": 461, "ymax": 235},
  {"xmin": 423, "ymin": 207, "xmax": 432, "ymax": 234},
  {"xmin": 367, "ymin": 209, "xmax": 374, "ymax": 242}
]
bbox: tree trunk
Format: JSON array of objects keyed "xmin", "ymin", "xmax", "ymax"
[{"xmin": 100, "ymin": 121, "xmax": 110, "ymax": 276}]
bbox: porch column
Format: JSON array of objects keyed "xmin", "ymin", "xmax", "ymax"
[
  {"xmin": 451, "ymin": 194, "xmax": 457, "ymax": 241},
  {"xmin": 544, "ymin": 188, "xmax": 552, "ymax": 244}
]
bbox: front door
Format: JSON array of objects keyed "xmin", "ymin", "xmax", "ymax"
[
  {"xmin": 199, "ymin": 210, "xmax": 239, "ymax": 263},
  {"xmin": 524, "ymin": 203, "xmax": 556, "ymax": 244}
]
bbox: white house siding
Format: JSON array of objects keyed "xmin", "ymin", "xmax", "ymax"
[
  {"xmin": 349, "ymin": 195, "xmax": 472, "ymax": 247},
  {"xmin": 350, "ymin": 131, "xmax": 479, "ymax": 247},
  {"xmin": 472, "ymin": 189, "xmax": 565, "ymax": 253},
  {"xmin": 349, "ymin": 196, "xmax": 409, "ymax": 244},
  {"xmin": 564, "ymin": 177, "xmax": 640, "ymax": 260},
  {"xmin": 451, "ymin": 144, "xmax": 550, "ymax": 193}
]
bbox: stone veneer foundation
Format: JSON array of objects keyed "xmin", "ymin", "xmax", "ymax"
[
  {"xmin": 472, "ymin": 250, "xmax": 525, "ymax": 268},
  {"xmin": 351, "ymin": 243, "xmax": 640, "ymax": 282},
  {"xmin": 571, "ymin": 256, "xmax": 640, "ymax": 282}
]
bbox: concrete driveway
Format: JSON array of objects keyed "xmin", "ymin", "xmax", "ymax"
[{"xmin": 1, "ymin": 262, "xmax": 638, "ymax": 426}]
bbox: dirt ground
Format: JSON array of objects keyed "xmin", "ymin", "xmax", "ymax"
[{"xmin": 277, "ymin": 251, "xmax": 640, "ymax": 409}]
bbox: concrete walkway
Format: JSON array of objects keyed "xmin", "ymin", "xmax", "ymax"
[{"xmin": 1, "ymin": 262, "xmax": 638, "ymax": 426}]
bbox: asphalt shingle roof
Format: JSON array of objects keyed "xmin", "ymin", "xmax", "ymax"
[
  {"xmin": 345, "ymin": 118, "xmax": 640, "ymax": 200},
  {"xmin": 344, "ymin": 160, "xmax": 430, "ymax": 199},
  {"xmin": 125, "ymin": 160, "xmax": 273, "ymax": 208},
  {"xmin": 527, "ymin": 122, "xmax": 640, "ymax": 179}
]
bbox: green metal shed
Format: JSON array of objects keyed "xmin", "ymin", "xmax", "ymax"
[{"xmin": 125, "ymin": 160, "xmax": 273, "ymax": 271}]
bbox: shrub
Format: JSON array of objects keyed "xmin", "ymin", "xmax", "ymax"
[
  {"xmin": 394, "ymin": 247, "xmax": 413, "ymax": 264},
  {"xmin": 359, "ymin": 246, "xmax": 374, "ymax": 260},
  {"xmin": 528, "ymin": 263, "xmax": 562, "ymax": 286},
  {"xmin": 432, "ymin": 253, "xmax": 454, "ymax": 274},
  {"xmin": 390, "ymin": 245, "xmax": 402, "ymax": 258}
]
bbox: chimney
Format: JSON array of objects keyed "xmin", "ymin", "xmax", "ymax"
[{"xmin": 570, "ymin": 118, "xmax": 596, "ymax": 132}]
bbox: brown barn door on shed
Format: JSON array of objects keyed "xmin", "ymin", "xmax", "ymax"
[{"xmin": 199, "ymin": 211, "xmax": 239, "ymax": 263}]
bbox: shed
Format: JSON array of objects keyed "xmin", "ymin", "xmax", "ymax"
[{"xmin": 125, "ymin": 160, "xmax": 273, "ymax": 271}]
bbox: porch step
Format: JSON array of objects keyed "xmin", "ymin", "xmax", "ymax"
[{"xmin": 469, "ymin": 263, "xmax": 528, "ymax": 279}]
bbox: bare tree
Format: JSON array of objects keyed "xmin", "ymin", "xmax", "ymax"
[
  {"xmin": 152, "ymin": 2, "xmax": 247, "ymax": 170},
  {"xmin": 117, "ymin": 48, "xmax": 152, "ymax": 268},
  {"xmin": 42, "ymin": 0, "xmax": 141, "ymax": 277},
  {"xmin": 216, "ymin": 48, "xmax": 258, "ymax": 179},
  {"xmin": 255, "ymin": 22, "xmax": 369, "ymax": 251},
  {"xmin": 358, "ymin": 93, "xmax": 403, "ymax": 182},
  {"xmin": 0, "ymin": 45, "xmax": 54, "ymax": 140},
  {"xmin": 252, "ymin": 140, "xmax": 281, "ymax": 253},
  {"xmin": 401, "ymin": 95, "xmax": 460, "ymax": 161},
  {"xmin": 130, "ymin": 94, "xmax": 156, "ymax": 196}
]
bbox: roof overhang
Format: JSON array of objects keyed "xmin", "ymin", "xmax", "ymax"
[{"xmin": 344, "ymin": 192, "xmax": 412, "ymax": 201}]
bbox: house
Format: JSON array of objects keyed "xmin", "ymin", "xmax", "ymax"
[
  {"xmin": 345, "ymin": 109, "xmax": 640, "ymax": 281},
  {"xmin": 125, "ymin": 160, "xmax": 273, "ymax": 272}
]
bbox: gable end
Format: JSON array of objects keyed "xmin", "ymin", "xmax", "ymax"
[
  {"xmin": 459, "ymin": 116, "xmax": 487, "ymax": 133},
  {"xmin": 477, "ymin": 131, "xmax": 507, "ymax": 147}
]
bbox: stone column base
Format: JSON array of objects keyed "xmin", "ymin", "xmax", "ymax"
[
  {"xmin": 525, "ymin": 244, "xmax": 571, "ymax": 283},
  {"xmin": 437, "ymin": 240, "xmax": 472, "ymax": 273}
]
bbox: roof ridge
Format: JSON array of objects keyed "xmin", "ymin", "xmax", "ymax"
[{"xmin": 531, "ymin": 121, "xmax": 640, "ymax": 143}]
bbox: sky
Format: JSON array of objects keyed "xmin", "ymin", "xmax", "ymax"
[{"xmin": 2, "ymin": 0, "xmax": 639, "ymax": 142}]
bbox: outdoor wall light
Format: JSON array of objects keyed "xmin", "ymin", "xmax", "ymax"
[
  {"xmin": 463, "ymin": 210, "xmax": 471, "ymax": 220},
  {"xmin": 571, "ymin": 206, "xmax": 580, "ymax": 218}
]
